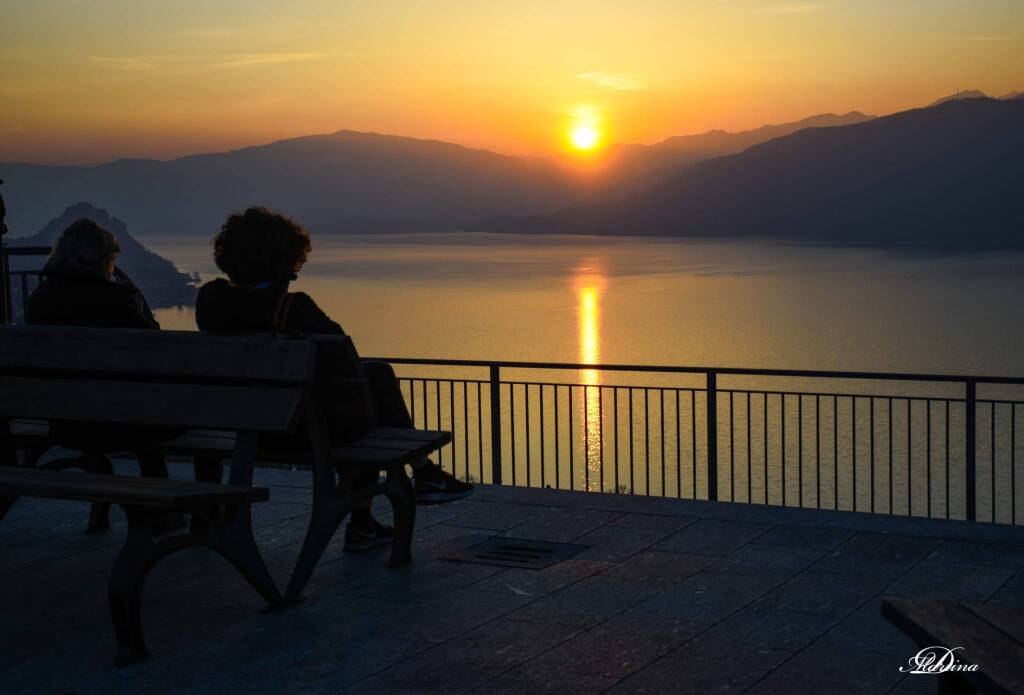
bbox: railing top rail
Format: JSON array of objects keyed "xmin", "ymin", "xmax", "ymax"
[{"xmin": 367, "ymin": 356, "xmax": 1024, "ymax": 385}]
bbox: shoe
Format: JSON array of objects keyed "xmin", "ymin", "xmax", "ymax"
[
  {"xmin": 344, "ymin": 517, "xmax": 394, "ymax": 552},
  {"xmin": 414, "ymin": 463, "xmax": 475, "ymax": 505}
]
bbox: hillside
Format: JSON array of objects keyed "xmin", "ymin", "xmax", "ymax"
[
  {"xmin": 476, "ymin": 98, "xmax": 1024, "ymax": 249},
  {"xmin": 8, "ymin": 203, "xmax": 198, "ymax": 307}
]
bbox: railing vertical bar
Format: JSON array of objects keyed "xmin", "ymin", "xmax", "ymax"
[
  {"xmin": 729, "ymin": 391, "xmax": 735, "ymax": 502},
  {"xmin": 676, "ymin": 389, "xmax": 682, "ymax": 498},
  {"xmin": 852, "ymin": 397, "xmax": 857, "ymax": 513},
  {"xmin": 764, "ymin": 393, "xmax": 769, "ymax": 505},
  {"xmin": 584, "ymin": 385, "xmax": 590, "ymax": 493},
  {"xmin": 660, "ymin": 388, "xmax": 666, "ymax": 497},
  {"xmin": 410, "ymin": 378, "xmax": 417, "ymax": 427},
  {"xmin": 966, "ymin": 381, "xmax": 977, "ymax": 522},
  {"xmin": 525, "ymin": 384, "xmax": 532, "ymax": 487},
  {"xmin": 477, "ymin": 381, "xmax": 484, "ymax": 483},
  {"xmin": 816, "ymin": 395, "xmax": 821, "ymax": 509},
  {"xmin": 1013, "ymin": 403, "xmax": 1017, "ymax": 525},
  {"xmin": 554, "ymin": 384, "xmax": 561, "ymax": 490},
  {"xmin": 870, "ymin": 397, "xmax": 875, "ymax": 514},
  {"xmin": 509, "ymin": 383, "xmax": 517, "ymax": 486},
  {"xmin": 540, "ymin": 384, "xmax": 546, "ymax": 488},
  {"xmin": 945, "ymin": 399, "xmax": 951, "ymax": 519},
  {"xmin": 691, "ymin": 389, "xmax": 697, "ymax": 498},
  {"xmin": 568, "ymin": 385, "xmax": 575, "ymax": 491},
  {"xmin": 614, "ymin": 387, "xmax": 620, "ymax": 494},
  {"xmin": 629, "ymin": 387, "xmax": 635, "ymax": 495},
  {"xmin": 644, "ymin": 388, "xmax": 650, "ymax": 496},
  {"xmin": 907, "ymin": 399, "xmax": 912, "ymax": 516},
  {"xmin": 489, "ymin": 365, "xmax": 502, "ymax": 486},
  {"xmin": 747, "ymin": 391, "xmax": 752, "ymax": 504},
  {"xmin": 833, "ymin": 396, "xmax": 838, "ymax": 511},
  {"xmin": 781, "ymin": 393, "xmax": 787, "ymax": 507},
  {"xmin": 599, "ymin": 386, "xmax": 605, "ymax": 493},
  {"xmin": 436, "ymin": 380, "xmax": 442, "ymax": 466},
  {"xmin": 991, "ymin": 401, "xmax": 996, "ymax": 523},
  {"xmin": 462, "ymin": 381, "xmax": 468, "ymax": 481},
  {"xmin": 927, "ymin": 399, "xmax": 932, "ymax": 518},
  {"xmin": 798, "ymin": 394, "xmax": 803, "ymax": 508},
  {"xmin": 888, "ymin": 397, "xmax": 893, "ymax": 514},
  {"xmin": 706, "ymin": 372, "xmax": 718, "ymax": 502},
  {"xmin": 422, "ymin": 380, "xmax": 429, "ymax": 429}
]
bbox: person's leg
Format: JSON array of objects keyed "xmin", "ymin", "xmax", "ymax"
[{"xmin": 362, "ymin": 361, "xmax": 474, "ymax": 504}]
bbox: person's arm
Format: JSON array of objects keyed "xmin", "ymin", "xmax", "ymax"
[{"xmin": 289, "ymin": 292, "xmax": 346, "ymax": 335}]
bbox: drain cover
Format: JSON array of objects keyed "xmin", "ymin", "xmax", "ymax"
[{"xmin": 444, "ymin": 537, "xmax": 588, "ymax": 569}]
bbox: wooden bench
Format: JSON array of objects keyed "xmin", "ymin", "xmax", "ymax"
[
  {"xmin": 0, "ymin": 325, "xmax": 451, "ymax": 660},
  {"xmin": 882, "ymin": 597, "xmax": 1024, "ymax": 694}
]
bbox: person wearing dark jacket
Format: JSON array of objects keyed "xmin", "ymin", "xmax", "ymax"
[
  {"xmin": 25, "ymin": 218, "xmax": 184, "ymax": 529},
  {"xmin": 196, "ymin": 207, "xmax": 473, "ymax": 551}
]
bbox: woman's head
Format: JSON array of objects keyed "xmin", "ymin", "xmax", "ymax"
[
  {"xmin": 213, "ymin": 207, "xmax": 311, "ymax": 286},
  {"xmin": 48, "ymin": 218, "xmax": 120, "ymax": 276}
]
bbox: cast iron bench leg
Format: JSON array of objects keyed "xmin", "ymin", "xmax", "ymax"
[
  {"xmin": 108, "ymin": 503, "xmax": 283, "ymax": 666},
  {"xmin": 284, "ymin": 485, "xmax": 354, "ymax": 602},
  {"xmin": 0, "ymin": 494, "xmax": 16, "ymax": 522},
  {"xmin": 384, "ymin": 465, "xmax": 415, "ymax": 568}
]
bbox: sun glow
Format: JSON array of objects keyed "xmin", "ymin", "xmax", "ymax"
[{"xmin": 570, "ymin": 123, "xmax": 600, "ymax": 150}]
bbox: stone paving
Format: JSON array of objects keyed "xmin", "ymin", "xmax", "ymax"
[{"xmin": 3, "ymin": 464, "xmax": 1024, "ymax": 694}]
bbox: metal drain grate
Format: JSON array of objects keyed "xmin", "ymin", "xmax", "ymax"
[{"xmin": 444, "ymin": 537, "xmax": 588, "ymax": 569}]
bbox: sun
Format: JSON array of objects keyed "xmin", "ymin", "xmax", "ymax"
[{"xmin": 570, "ymin": 123, "xmax": 600, "ymax": 151}]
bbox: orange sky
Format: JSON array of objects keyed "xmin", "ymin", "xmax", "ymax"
[{"xmin": 1, "ymin": 0, "xmax": 1022, "ymax": 165}]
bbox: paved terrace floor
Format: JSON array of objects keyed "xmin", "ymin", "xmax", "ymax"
[{"xmin": 3, "ymin": 464, "xmax": 1024, "ymax": 694}]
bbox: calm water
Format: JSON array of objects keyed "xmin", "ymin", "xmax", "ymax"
[
  {"xmin": 149, "ymin": 233, "xmax": 1024, "ymax": 376},
  {"xmin": 147, "ymin": 234, "xmax": 1024, "ymax": 522}
]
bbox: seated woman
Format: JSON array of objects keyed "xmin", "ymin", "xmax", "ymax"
[
  {"xmin": 195, "ymin": 207, "xmax": 473, "ymax": 551},
  {"xmin": 26, "ymin": 218, "xmax": 183, "ymax": 528}
]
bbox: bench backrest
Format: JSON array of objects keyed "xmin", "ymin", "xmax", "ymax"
[{"xmin": 0, "ymin": 326, "xmax": 317, "ymax": 433}]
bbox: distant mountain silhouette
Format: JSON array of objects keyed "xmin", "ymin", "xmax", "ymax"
[
  {"xmin": 8, "ymin": 203, "xmax": 197, "ymax": 307},
  {"xmin": 476, "ymin": 98, "xmax": 1024, "ymax": 249},
  {"xmin": 930, "ymin": 90, "xmax": 990, "ymax": 106},
  {"xmin": 1, "ymin": 113, "xmax": 875, "ymax": 237}
]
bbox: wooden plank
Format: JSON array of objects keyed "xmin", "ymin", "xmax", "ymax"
[
  {"xmin": 881, "ymin": 598, "xmax": 1024, "ymax": 695},
  {"xmin": 965, "ymin": 605, "xmax": 1024, "ymax": 645},
  {"xmin": 0, "ymin": 326, "xmax": 317, "ymax": 384},
  {"xmin": 365, "ymin": 427, "xmax": 452, "ymax": 444},
  {"xmin": 0, "ymin": 377, "xmax": 303, "ymax": 432},
  {"xmin": 0, "ymin": 468, "xmax": 268, "ymax": 511}
]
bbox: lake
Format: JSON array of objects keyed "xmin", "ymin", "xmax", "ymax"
[{"xmin": 148, "ymin": 233, "xmax": 1024, "ymax": 377}]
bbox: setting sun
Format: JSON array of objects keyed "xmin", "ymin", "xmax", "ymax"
[{"xmin": 570, "ymin": 123, "xmax": 600, "ymax": 151}]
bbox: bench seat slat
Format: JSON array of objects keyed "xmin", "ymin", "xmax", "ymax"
[{"xmin": 0, "ymin": 468, "xmax": 268, "ymax": 511}]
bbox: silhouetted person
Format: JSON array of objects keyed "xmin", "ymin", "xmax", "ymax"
[
  {"xmin": 196, "ymin": 207, "xmax": 473, "ymax": 551},
  {"xmin": 26, "ymin": 219, "xmax": 184, "ymax": 530}
]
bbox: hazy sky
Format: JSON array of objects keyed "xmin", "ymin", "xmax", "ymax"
[{"xmin": 2, "ymin": 0, "xmax": 1022, "ymax": 164}]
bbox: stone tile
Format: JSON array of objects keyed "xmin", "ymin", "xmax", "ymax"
[
  {"xmin": 816, "ymin": 600, "xmax": 919, "ymax": 656},
  {"xmin": 608, "ymin": 633, "xmax": 790, "ymax": 695},
  {"xmin": 927, "ymin": 540, "xmax": 1024, "ymax": 568},
  {"xmin": 705, "ymin": 543, "xmax": 824, "ymax": 584},
  {"xmin": 572, "ymin": 525, "xmax": 676, "ymax": 562},
  {"xmin": 1009, "ymin": 567, "xmax": 1024, "ymax": 588},
  {"xmin": 986, "ymin": 585, "xmax": 1024, "ymax": 607},
  {"xmin": 627, "ymin": 572, "xmax": 771, "ymax": 624},
  {"xmin": 703, "ymin": 607, "xmax": 839, "ymax": 652},
  {"xmin": 350, "ymin": 618, "xmax": 582, "ymax": 693},
  {"xmin": 751, "ymin": 571, "xmax": 888, "ymax": 617},
  {"xmin": 746, "ymin": 645, "xmax": 904, "ymax": 695},
  {"xmin": 478, "ymin": 610, "xmax": 705, "ymax": 694},
  {"xmin": 812, "ymin": 533, "xmax": 940, "ymax": 578},
  {"xmin": 508, "ymin": 576, "xmax": 662, "ymax": 629},
  {"xmin": 598, "ymin": 551, "xmax": 713, "ymax": 588},
  {"xmin": 883, "ymin": 560, "xmax": 1013, "ymax": 602},
  {"xmin": 606, "ymin": 513, "xmax": 697, "ymax": 531},
  {"xmin": 651, "ymin": 518, "xmax": 773, "ymax": 555},
  {"xmin": 752, "ymin": 524, "xmax": 854, "ymax": 551},
  {"xmin": 370, "ymin": 590, "xmax": 534, "ymax": 643},
  {"xmin": 511, "ymin": 508, "xmax": 623, "ymax": 543},
  {"xmin": 470, "ymin": 559, "xmax": 612, "ymax": 598},
  {"xmin": 444, "ymin": 501, "xmax": 552, "ymax": 531}
]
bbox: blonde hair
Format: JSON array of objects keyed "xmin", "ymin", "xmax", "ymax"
[{"xmin": 48, "ymin": 218, "xmax": 121, "ymax": 274}]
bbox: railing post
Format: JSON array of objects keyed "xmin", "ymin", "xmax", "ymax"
[
  {"xmin": 965, "ymin": 379, "xmax": 976, "ymax": 521},
  {"xmin": 489, "ymin": 364, "xmax": 503, "ymax": 486},
  {"xmin": 706, "ymin": 370, "xmax": 718, "ymax": 501}
]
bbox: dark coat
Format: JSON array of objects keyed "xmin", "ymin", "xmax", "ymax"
[
  {"xmin": 195, "ymin": 278, "xmax": 344, "ymax": 335},
  {"xmin": 27, "ymin": 264, "xmax": 159, "ymax": 329}
]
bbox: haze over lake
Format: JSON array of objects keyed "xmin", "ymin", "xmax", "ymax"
[{"xmin": 150, "ymin": 233, "xmax": 1024, "ymax": 377}]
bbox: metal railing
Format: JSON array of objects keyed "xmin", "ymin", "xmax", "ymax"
[
  {"xmin": 0, "ymin": 246, "xmax": 49, "ymax": 324},
  {"xmin": 373, "ymin": 357, "xmax": 1024, "ymax": 526}
]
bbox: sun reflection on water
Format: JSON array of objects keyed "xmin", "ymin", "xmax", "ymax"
[{"xmin": 576, "ymin": 264, "xmax": 604, "ymax": 490}]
